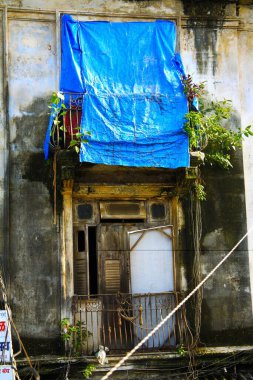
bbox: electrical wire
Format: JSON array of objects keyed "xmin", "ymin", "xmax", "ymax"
[
  {"xmin": 0, "ymin": 272, "xmax": 40, "ymax": 379},
  {"xmin": 101, "ymin": 226, "xmax": 253, "ymax": 380}
]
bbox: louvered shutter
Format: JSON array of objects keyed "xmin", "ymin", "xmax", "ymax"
[
  {"xmin": 74, "ymin": 228, "xmax": 88, "ymax": 295},
  {"xmin": 97, "ymin": 224, "xmax": 130, "ymax": 294},
  {"xmin": 105, "ymin": 259, "xmax": 121, "ymax": 293}
]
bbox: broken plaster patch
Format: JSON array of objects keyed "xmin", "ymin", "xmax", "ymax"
[{"xmin": 202, "ymin": 228, "xmax": 226, "ymax": 251}]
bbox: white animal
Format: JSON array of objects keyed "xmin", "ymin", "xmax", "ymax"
[{"xmin": 95, "ymin": 345, "xmax": 109, "ymax": 365}]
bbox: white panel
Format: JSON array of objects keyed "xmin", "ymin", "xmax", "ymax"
[
  {"xmin": 0, "ymin": 311, "xmax": 12, "ymax": 363},
  {"xmin": 130, "ymin": 227, "xmax": 173, "ymax": 294},
  {"xmin": 129, "ymin": 231, "xmax": 142, "ymax": 248},
  {"xmin": 0, "ymin": 365, "xmax": 15, "ymax": 380}
]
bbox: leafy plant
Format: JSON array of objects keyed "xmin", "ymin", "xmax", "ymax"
[
  {"xmin": 49, "ymin": 92, "xmax": 67, "ymax": 148},
  {"xmin": 82, "ymin": 364, "xmax": 97, "ymax": 379},
  {"xmin": 194, "ymin": 182, "xmax": 206, "ymax": 201},
  {"xmin": 177, "ymin": 344, "xmax": 186, "ymax": 356},
  {"xmin": 182, "ymin": 74, "xmax": 206, "ymax": 103},
  {"xmin": 183, "ymin": 76, "xmax": 253, "ymax": 169},
  {"xmin": 67, "ymin": 127, "xmax": 91, "ymax": 153},
  {"xmin": 61, "ymin": 318, "xmax": 92, "ymax": 355},
  {"xmin": 49, "ymin": 91, "xmax": 91, "ymax": 153},
  {"xmin": 61, "ymin": 317, "xmax": 78, "ymax": 342}
]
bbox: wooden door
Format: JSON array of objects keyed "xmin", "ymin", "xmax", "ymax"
[
  {"xmin": 96, "ymin": 223, "xmax": 142, "ymax": 350},
  {"xmin": 97, "ymin": 224, "xmax": 130, "ymax": 295}
]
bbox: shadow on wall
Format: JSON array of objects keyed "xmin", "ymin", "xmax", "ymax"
[
  {"xmin": 10, "ymin": 97, "xmax": 57, "ymax": 210},
  {"xmin": 12, "ymin": 97, "xmax": 50, "ymax": 151}
]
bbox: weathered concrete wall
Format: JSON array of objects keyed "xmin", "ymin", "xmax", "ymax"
[
  {"xmin": 7, "ymin": 15, "xmax": 61, "ymax": 351},
  {"xmin": 180, "ymin": 2, "xmax": 253, "ymax": 343},
  {"xmin": 0, "ymin": 9, "xmax": 7, "ymax": 268},
  {"xmin": 0, "ymin": 0, "xmax": 252, "ymax": 354},
  {"xmin": 239, "ymin": 4, "xmax": 253, "ymax": 318}
]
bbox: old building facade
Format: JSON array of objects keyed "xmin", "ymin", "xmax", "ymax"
[{"xmin": 0, "ymin": 0, "xmax": 253, "ymax": 378}]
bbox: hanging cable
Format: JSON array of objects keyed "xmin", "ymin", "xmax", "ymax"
[
  {"xmin": 0, "ymin": 272, "xmax": 39, "ymax": 379},
  {"xmin": 101, "ymin": 226, "xmax": 253, "ymax": 380}
]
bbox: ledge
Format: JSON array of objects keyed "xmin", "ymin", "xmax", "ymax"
[{"xmin": 16, "ymin": 345, "xmax": 253, "ymax": 366}]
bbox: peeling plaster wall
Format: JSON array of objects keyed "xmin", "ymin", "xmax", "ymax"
[
  {"xmin": 7, "ymin": 17, "xmax": 60, "ymax": 351},
  {"xmin": 180, "ymin": 9, "xmax": 253, "ymax": 344},
  {"xmin": 1, "ymin": 0, "xmax": 181, "ymax": 15},
  {"xmin": 0, "ymin": 10, "xmax": 7, "ymax": 266},
  {"xmin": 239, "ymin": 5, "xmax": 253, "ymax": 319},
  {"xmin": 0, "ymin": 0, "xmax": 252, "ymax": 353}
]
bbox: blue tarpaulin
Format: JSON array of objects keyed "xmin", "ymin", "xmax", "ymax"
[{"xmin": 45, "ymin": 15, "xmax": 189, "ymax": 168}]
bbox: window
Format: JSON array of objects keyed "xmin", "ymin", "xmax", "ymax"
[
  {"xmin": 73, "ymin": 226, "xmax": 97, "ymax": 295},
  {"xmin": 151, "ymin": 203, "xmax": 166, "ymax": 220},
  {"xmin": 100, "ymin": 201, "xmax": 146, "ymax": 220}
]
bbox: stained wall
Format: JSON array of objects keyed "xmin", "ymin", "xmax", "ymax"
[{"xmin": 0, "ymin": 0, "xmax": 252, "ymax": 352}]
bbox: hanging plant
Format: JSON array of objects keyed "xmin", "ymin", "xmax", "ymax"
[
  {"xmin": 182, "ymin": 75, "xmax": 253, "ymax": 169},
  {"xmin": 48, "ymin": 92, "xmax": 91, "ymax": 224},
  {"xmin": 49, "ymin": 91, "xmax": 91, "ymax": 154}
]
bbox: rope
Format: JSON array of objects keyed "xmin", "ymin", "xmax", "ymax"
[
  {"xmin": 101, "ymin": 226, "xmax": 253, "ymax": 380},
  {"xmin": 53, "ymin": 151, "xmax": 57, "ymax": 225},
  {"xmin": 9, "ymin": 317, "xmax": 37, "ymax": 375},
  {"xmin": 188, "ymin": 191, "xmax": 203, "ymax": 379},
  {"xmin": 0, "ymin": 272, "xmax": 39, "ymax": 379},
  {"xmin": 190, "ymin": 191, "xmax": 203, "ymax": 347},
  {"xmin": 119, "ymin": 312, "xmax": 138, "ymax": 323}
]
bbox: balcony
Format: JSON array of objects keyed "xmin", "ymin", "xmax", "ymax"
[
  {"xmin": 47, "ymin": 90, "xmax": 190, "ymax": 168},
  {"xmin": 72, "ymin": 292, "xmax": 189, "ymax": 355},
  {"xmin": 50, "ymin": 93, "xmax": 84, "ymax": 151}
]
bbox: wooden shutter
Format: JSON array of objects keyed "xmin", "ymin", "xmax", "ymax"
[
  {"xmin": 105, "ymin": 259, "xmax": 121, "ymax": 293},
  {"xmin": 97, "ymin": 224, "xmax": 130, "ymax": 294},
  {"xmin": 74, "ymin": 228, "xmax": 88, "ymax": 295}
]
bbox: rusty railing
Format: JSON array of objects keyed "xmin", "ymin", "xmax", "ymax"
[
  {"xmin": 50, "ymin": 93, "xmax": 84, "ymax": 150},
  {"xmin": 72, "ymin": 292, "xmax": 189, "ymax": 354}
]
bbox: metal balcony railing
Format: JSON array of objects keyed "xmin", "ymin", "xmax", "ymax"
[
  {"xmin": 72, "ymin": 292, "xmax": 189, "ymax": 355},
  {"xmin": 50, "ymin": 93, "xmax": 85, "ymax": 150}
]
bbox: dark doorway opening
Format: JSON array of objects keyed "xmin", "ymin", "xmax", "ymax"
[{"xmin": 88, "ymin": 226, "xmax": 98, "ymax": 295}]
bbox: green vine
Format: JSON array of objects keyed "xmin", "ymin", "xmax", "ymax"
[
  {"xmin": 82, "ymin": 364, "xmax": 97, "ymax": 379},
  {"xmin": 61, "ymin": 318, "xmax": 92, "ymax": 355},
  {"xmin": 177, "ymin": 344, "xmax": 187, "ymax": 356},
  {"xmin": 194, "ymin": 182, "xmax": 206, "ymax": 201},
  {"xmin": 49, "ymin": 92, "xmax": 91, "ymax": 153}
]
